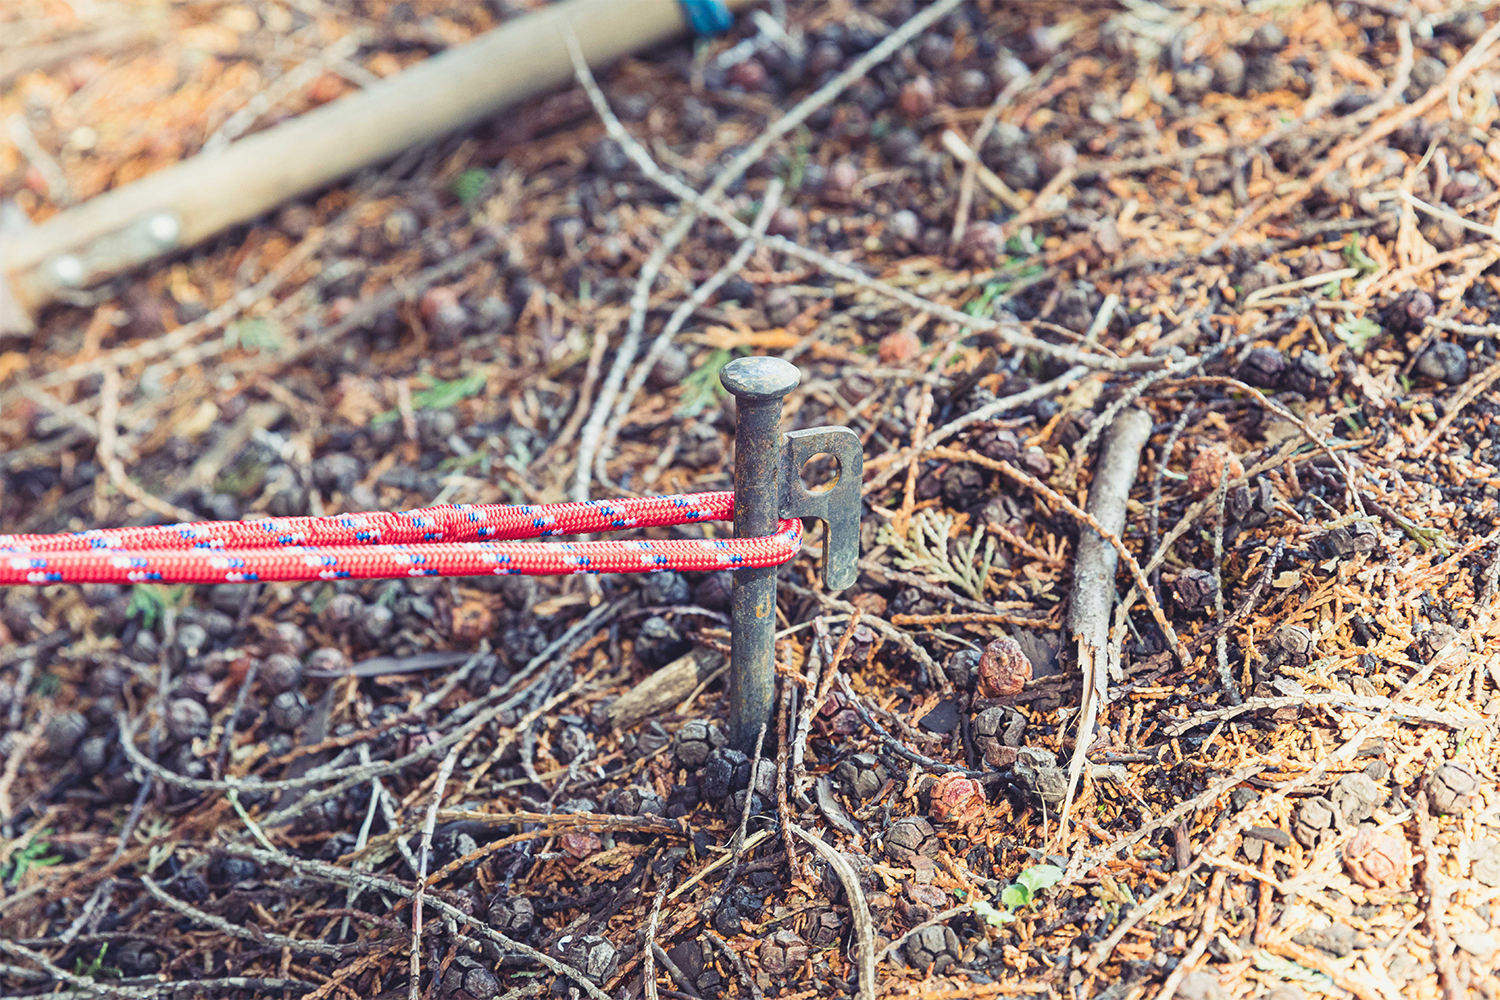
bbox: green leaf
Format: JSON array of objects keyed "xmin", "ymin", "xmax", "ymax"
[
  {"xmin": 451, "ymin": 168, "xmax": 490, "ymax": 207},
  {"xmin": 1342, "ymin": 238, "xmax": 1379, "ymax": 278},
  {"xmin": 999, "ymin": 884, "xmax": 1032, "ymax": 909},
  {"xmin": 127, "ymin": 585, "xmax": 168, "ymax": 630},
  {"xmin": 224, "ymin": 317, "xmax": 283, "ymax": 354},
  {"xmin": 972, "ymin": 898, "xmax": 1014, "ymax": 927},
  {"xmin": 676, "ymin": 349, "xmax": 733, "ymax": 418},
  {"xmin": 1334, "ymin": 316, "xmax": 1382, "ymax": 356},
  {"xmin": 1253, "ymin": 952, "xmax": 1335, "ymax": 989},
  {"xmin": 372, "ymin": 372, "xmax": 488, "ymax": 426},
  {"xmin": 1017, "ymin": 863, "xmax": 1064, "ymax": 895}
]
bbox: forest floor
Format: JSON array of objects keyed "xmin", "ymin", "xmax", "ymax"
[{"xmin": 2, "ymin": 1, "xmax": 1500, "ymax": 998}]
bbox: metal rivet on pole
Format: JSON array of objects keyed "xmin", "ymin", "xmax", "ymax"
[{"xmin": 719, "ymin": 355, "xmax": 800, "ymax": 754}]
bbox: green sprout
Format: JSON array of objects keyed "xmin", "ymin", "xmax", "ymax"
[
  {"xmin": 676, "ymin": 349, "xmax": 735, "ymax": 418},
  {"xmin": 2, "ymin": 829, "xmax": 63, "ymax": 885}
]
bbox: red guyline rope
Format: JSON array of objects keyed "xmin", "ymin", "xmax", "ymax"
[{"xmin": 0, "ymin": 492, "xmax": 802, "ymax": 585}]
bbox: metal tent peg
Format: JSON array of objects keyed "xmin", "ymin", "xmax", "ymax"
[{"xmin": 719, "ymin": 356, "xmax": 863, "ymax": 753}]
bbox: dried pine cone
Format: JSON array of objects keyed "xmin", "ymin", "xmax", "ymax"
[
  {"xmin": 1187, "ymin": 444, "xmax": 1245, "ymax": 495},
  {"xmin": 976, "ymin": 637, "xmax": 1031, "ymax": 698},
  {"xmin": 759, "ymin": 928, "xmax": 810, "ymax": 976},
  {"xmin": 928, "ymin": 773, "xmax": 985, "ymax": 824},
  {"xmin": 1342, "ymin": 824, "xmax": 1408, "ymax": 888},
  {"xmin": 1426, "ymin": 764, "xmax": 1477, "ymax": 815},
  {"xmin": 1171, "ymin": 569, "xmax": 1219, "ymax": 611}
]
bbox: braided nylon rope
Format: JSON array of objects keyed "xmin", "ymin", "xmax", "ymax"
[{"xmin": 0, "ymin": 492, "xmax": 802, "ymax": 585}]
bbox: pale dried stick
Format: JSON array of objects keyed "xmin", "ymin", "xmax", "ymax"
[
  {"xmin": 1060, "ymin": 408, "xmax": 1153, "ymax": 841},
  {"xmin": 227, "ymin": 843, "xmax": 614, "ymax": 1000},
  {"xmin": 864, "ymin": 366, "xmax": 1087, "ymax": 494},
  {"xmin": 569, "ymin": 0, "xmax": 963, "ymax": 500},
  {"xmin": 410, "ymin": 743, "xmax": 462, "ymax": 1000},
  {"xmin": 642, "ymin": 887, "xmax": 667, "ymax": 1000},
  {"xmin": 595, "ymin": 178, "xmax": 784, "ymax": 486},
  {"xmin": 930, "ymin": 446, "xmax": 1186, "ymax": 666},
  {"xmin": 97, "ymin": 368, "xmax": 197, "ymax": 522},
  {"xmin": 569, "ymin": 52, "xmax": 1159, "ymax": 375},
  {"xmin": 789, "ymin": 824, "xmax": 875, "ymax": 1000},
  {"xmin": 139, "ymin": 874, "xmax": 351, "ymax": 957},
  {"xmin": 1154, "ymin": 872, "xmax": 1226, "ymax": 1000}
]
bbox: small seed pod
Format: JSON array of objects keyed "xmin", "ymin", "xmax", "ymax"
[
  {"xmin": 77, "ymin": 735, "xmax": 110, "ymax": 776},
  {"xmin": 114, "ymin": 940, "xmax": 160, "ymax": 975},
  {"xmin": 1415, "ymin": 341, "xmax": 1468, "ymax": 385},
  {"xmin": 970, "ymin": 706, "xmax": 1019, "ymax": 767},
  {"xmin": 1426, "ymin": 764, "xmax": 1477, "ymax": 815},
  {"xmin": 699, "ymin": 747, "xmax": 751, "ymax": 801},
  {"xmin": 1187, "ymin": 444, "xmax": 1246, "ymax": 495},
  {"xmin": 834, "ymin": 752, "xmax": 888, "ymax": 800},
  {"xmin": 928, "ymin": 773, "xmax": 985, "ymax": 824},
  {"xmin": 759, "ymin": 928, "xmax": 811, "ymax": 976},
  {"xmin": 486, "ymin": 894, "xmax": 536, "ymax": 937},
  {"xmin": 260, "ymin": 653, "xmax": 304, "ymax": 694},
  {"xmin": 1331, "ymin": 772, "xmax": 1381, "ymax": 825},
  {"xmin": 976, "ymin": 637, "xmax": 1031, "ymax": 698},
  {"xmin": 268, "ymin": 691, "xmax": 310, "ymax": 731},
  {"xmin": 42, "ymin": 711, "xmax": 89, "ymax": 760},
  {"xmin": 1236, "ymin": 346, "xmax": 1286, "ymax": 388},
  {"xmin": 1267, "ymin": 624, "xmax": 1314, "ymax": 668},
  {"xmin": 693, "ymin": 571, "xmax": 734, "ymax": 612},
  {"xmin": 1171, "ymin": 569, "xmax": 1219, "ymax": 611},
  {"xmin": 1383, "ymin": 288, "xmax": 1434, "ymax": 335},
  {"xmin": 806, "ymin": 909, "xmax": 844, "ymax": 947},
  {"xmin": 905, "ymin": 924, "xmax": 961, "ymax": 973},
  {"xmin": 641, "ymin": 571, "xmax": 691, "ymax": 606},
  {"xmin": 318, "ymin": 592, "xmax": 363, "ymax": 633},
  {"xmin": 673, "ymin": 720, "xmax": 725, "ymax": 770},
  {"xmin": 556, "ymin": 935, "xmax": 617, "ymax": 984},
  {"xmin": 1293, "ymin": 795, "xmax": 1337, "ymax": 848},
  {"xmin": 441, "ymin": 958, "xmax": 500, "ymax": 1000},
  {"xmin": 1343, "ymin": 823, "xmax": 1408, "ymax": 888},
  {"xmin": 165, "ymin": 698, "xmax": 211, "ymax": 743},
  {"xmin": 883, "ymin": 816, "xmax": 940, "ymax": 864},
  {"xmin": 621, "ymin": 721, "xmax": 671, "ymax": 761},
  {"xmin": 305, "ymin": 647, "xmax": 350, "ymax": 677}
]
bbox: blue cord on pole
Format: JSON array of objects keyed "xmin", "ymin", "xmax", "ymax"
[{"xmin": 678, "ymin": 0, "xmax": 734, "ymax": 36}]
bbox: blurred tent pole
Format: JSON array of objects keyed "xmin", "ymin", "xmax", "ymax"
[{"xmin": 0, "ymin": 0, "xmax": 754, "ymax": 336}]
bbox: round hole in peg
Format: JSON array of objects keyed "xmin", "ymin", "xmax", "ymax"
[{"xmin": 799, "ymin": 452, "xmax": 841, "ymax": 494}]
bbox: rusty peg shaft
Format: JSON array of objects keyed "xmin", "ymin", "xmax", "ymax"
[{"xmin": 720, "ymin": 356, "xmax": 800, "ymax": 753}]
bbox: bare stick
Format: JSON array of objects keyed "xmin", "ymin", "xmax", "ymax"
[
  {"xmin": 568, "ymin": 0, "xmax": 963, "ymax": 500},
  {"xmin": 1059, "ymin": 408, "xmax": 1153, "ymax": 839},
  {"xmin": 410, "ymin": 742, "xmax": 461, "ymax": 1000},
  {"xmin": 139, "ymin": 874, "xmax": 353, "ymax": 957},
  {"xmin": 641, "ymin": 887, "xmax": 668, "ymax": 1000},
  {"xmin": 96, "ymin": 368, "xmax": 197, "ymax": 522},
  {"xmin": 702, "ymin": 722, "xmax": 767, "ymax": 918},
  {"xmin": 929, "ymin": 446, "xmax": 1184, "ymax": 665},
  {"xmin": 1209, "ymin": 475, "xmax": 1239, "ymax": 704},
  {"xmin": 1416, "ymin": 790, "xmax": 1465, "ymax": 1000},
  {"xmin": 224, "ymin": 844, "xmax": 614, "ymax": 1000},
  {"xmin": 863, "ymin": 366, "xmax": 1087, "ymax": 494},
  {"xmin": 789, "ymin": 824, "xmax": 875, "ymax": 1000},
  {"xmin": 596, "ymin": 179, "xmax": 784, "ymax": 486},
  {"xmin": 569, "ymin": 52, "xmax": 1159, "ymax": 375}
]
